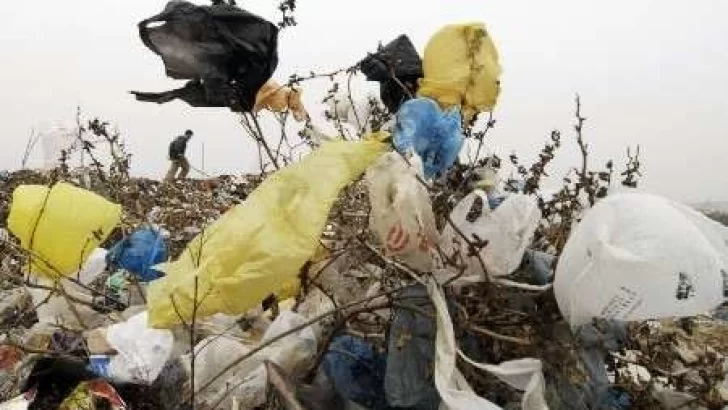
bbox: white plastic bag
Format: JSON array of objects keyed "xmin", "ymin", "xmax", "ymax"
[
  {"xmin": 428, "ymin": 279, "xmax": 548, "ymax": 410},
  {"xmin": 103, "ymin": 312, "xmax": 174, "ymax": 384},
  {"xmin": 555, "ymin": 193, "xmax": 727, "ymax": 327},
  {"xmin": 366, "ymin": 152, "xmax": 438, "ymax": 271},
  {"xmin": 192, "ymin": 311, "xmax": 317, "ymax": 409},
  {"xmin": 441, "ymin": 191, "xmax": 541, "ymax": 277}
]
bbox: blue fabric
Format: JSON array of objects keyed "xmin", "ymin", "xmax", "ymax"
[
  {"xmin": 322, "ymin": 336, "xmax": 389, "ymax": 410},
  {"xmin": 107, "ymin": 227, "xmax": 167, "ymax": 282},
  {"xmin": 393, "ymin": 98, "xmax": 463, "ymax": 179}
]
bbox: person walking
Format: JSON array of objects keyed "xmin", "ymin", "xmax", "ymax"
[{"xmin": 165, "ymin": 130, "xmax": 193, "ymax": 182}]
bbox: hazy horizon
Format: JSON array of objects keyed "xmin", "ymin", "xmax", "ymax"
[{"xmin": 2, "ymin": 0, "xmax": 728, "ymax": 203}]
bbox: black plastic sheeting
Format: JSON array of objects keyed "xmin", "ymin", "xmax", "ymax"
[
  {"xmin": 131, "ymin": 1, "xmax": 279, "ymax": 112},
  {"xmin": 360, "ymin": 35, "xmax": 423, "ymax": 113}
]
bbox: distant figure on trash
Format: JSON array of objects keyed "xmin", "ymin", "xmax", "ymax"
[{"xmin": 165, "ymin": 130, "xmax": 193, "ymax": 182}]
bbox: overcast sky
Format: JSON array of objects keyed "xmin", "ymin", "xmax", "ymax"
[{"xmin": 2, "ymin": 0, "xmax": 728, "ymax": 203}]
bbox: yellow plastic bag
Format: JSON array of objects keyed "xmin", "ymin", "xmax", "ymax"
[
  {"xmin": 147, "ymin": 138, "xmax": 388, "ymax": 328},
  {"xmin": 418, "ymin": 22, "xmax": 501, "ymax": 120},
  {"xmin": 8, "ymin": 183, "xmax": 121, "ymax": 278}
]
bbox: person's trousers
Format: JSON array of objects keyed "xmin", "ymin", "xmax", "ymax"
[{"xmin": 165, "ymin": 157, "xmax": 190, "ymax": 181}]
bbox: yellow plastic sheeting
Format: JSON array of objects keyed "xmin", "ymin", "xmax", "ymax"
[
  {"xmin": 418, "ymin": 22, "xmax": 501, "ymax": 120},
  {"xmin": 8, "ymin": 183, "xmax": 121, "ymax": 278},
  {"xmin": 253, "ymin": 80, "xmax": 308, "ymax": 122},
  {"xmin": 147, "ymin": 138, "xmax": 388, "ymax": 328}
]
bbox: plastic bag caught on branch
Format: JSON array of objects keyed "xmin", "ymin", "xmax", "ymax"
[
  {"xmin": 360, "ymin": 35, "xmax": 423, "ymax": 113},
  {"xmin": 8, "ymin": 183, "xmax": 121, "ymax": 278},
  {"xmin": 147, "ymin": 138, "xmax": 388, "ymax": 328},
  {"xmin": 366, "ymin": 152, "xmax": 437, "ymax": 272},
  {"xmin": 253, "ymin": 80, "xmax": 308, "ymax": 122},
  {"xmin": 418, "ymin": 23, "xmax": 501, "ymax": 121},
  {"xmin": 440, "ymin": 191, "xmax": 541, "ymax": 278}
]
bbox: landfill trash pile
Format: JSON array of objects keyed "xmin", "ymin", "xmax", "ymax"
[{"xmin": 2, "ymin": 2, "xmax": 728, "ymax": 409}]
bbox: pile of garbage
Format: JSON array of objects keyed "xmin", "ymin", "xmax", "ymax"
[{"xmin": 2, "ymin": 1, "xmax": 728, "ymax": 409}]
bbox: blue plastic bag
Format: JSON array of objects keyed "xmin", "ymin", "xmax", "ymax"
[
  {"xmin": 107, "ymin": 227, "xmax": 167, "ymax": 282},
  {"xmin": 393, "ymin": 98, "xmax": 463, "ymax": 179}
]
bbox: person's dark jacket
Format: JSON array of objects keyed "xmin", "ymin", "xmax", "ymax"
[{"xmin": 169, "ymin": 136, "xmax": 189, "ymax": 160}]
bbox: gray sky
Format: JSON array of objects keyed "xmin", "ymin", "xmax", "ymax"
[{"xmin": 2, "ymin": 0, "xmax": 728, "ymax": 203}]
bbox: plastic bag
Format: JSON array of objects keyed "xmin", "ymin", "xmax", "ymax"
[
  {"xmin": 366, "ymin": 153, "xmax": 437, "ymax": 271},
  {"xmin": 90, "ymin": 312, "xmax": 174, "ymax": 385},
  {"xmin": 555, "ymin": 193, "xmax": 727, "ymax": 327},
  {"xmin": 191, "ymin": 311, "xmax": 317, "ymax": 409},
  {"xmin": 147, "ymin": 139, "xmax": 387, "ymax": 328},
  {"xmin": 40, "ymin": 126, "xmax": 77, "ymax": 170},
  {"xmin": 418, "ymin": 23, "xmax": 501, "ymax": 120},
  {"xmin": 8, "ymin": 183, "xmax": 121, "ymax": 278},
  {"xmin": 59, "ymin": 380, "xmax": 127, "ymax": 410},
  {"xmin": 254, "ymin": 80, "xmax": 308, "ymax": 122},
  {"xmin": 107, "ymin": 227, "xmax": 167, "ymax": 282},
  {"xmin": 428, "ymin": 279, "xmax": 548, "ymax": 410},
  {"xmin": 360, "ymin": 35, "xmax": 423, "ymax": 113},
  {"xmin": 133, "ymin": 1, "xmax": 278, "ymax": 111},
  {"xmin": 393, "ymin": 98, "xmax": 463, "ymax": 179},
  {"xmin": 440, "ymin": 191, "xmax": 541, "ymax": 277}
]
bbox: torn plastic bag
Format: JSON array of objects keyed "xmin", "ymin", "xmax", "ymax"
[
  {"xmin": 8, "ymin": 182, "xmax": 121, "ymax": 278},
  {"xmin": 190, "ymin": 311, "xmax": 317, "ymax": 409},
  {"xmin": 385, "ymin": 285, "xmax": 440, "ymax": 409},
  {"xmin": 59, "ymin": 380, "xmax": 127, "ymax": 410},
  {"xmin": 427, "ymin": 279, "xmax": 549, "ymax": 410},
  {"xmin": 393, "ymin": 98, "xmax": 463, "ymax": 179},
  {"xmin": 360, "ymin": 35, "xmax": 423, "ymax": 113},
  {"xmin": 366, "ymin": 152, "xmax": 438, "ymax": 271},
  {"xmin": 419, "ymin": 23, "xmax": 501, "ymax": 120},
  {"xmin": 88, "ymin": 312, "xmax": 174, "ymax": 385},
  {"xmin": 322, "ymin": 335, "xmax": 389, "ymax": 409},
  {"xmin": 147, "ymin": 137, "xmax": 387, "ymax": 328},
  {"xmin": 133, "ymin": 1, "xmax": 278, "ymax": 112},
  {"xmin": 254, "ymin": 80, "xmax": 308, "ymax": 122},
  {"xmin": 107, "ymin": 227, "xmax": 167, "ymax": 282},
  {"xmin": 555, "ymin": 193, "xmax": 727, "ymax": 327},
  {"xmin": 440, "ymin": 190, "xmax": 541, "ymax": 278}
]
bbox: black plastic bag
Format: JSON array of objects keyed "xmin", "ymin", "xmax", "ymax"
[
  {"xmin": 131, "ymin": 1, "xmax": 279, "ymax": 112},
  {"xmin": 360, "ymin": 35, "xmax": 423, "ymax": 113}
]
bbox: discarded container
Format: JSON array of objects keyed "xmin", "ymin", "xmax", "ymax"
[
  {"xmin": 441, "ymin": 190, "xmax": 541, "ymax": 277},
  {"xmin": 133, "ymin": 0, "xmax": 279, "ymax": 112},
  {"xmin": 254, "ymin": 80, "xmax": 308, "ymax": 121},
  {"xmin": 107, "ymin": 227, "xmax": 167, "ymax": 282},
  {"xmin": 147, "ymin": 138, "xmax": 387, "ymax": 328},
  {"xmin": 87, "ymin": 312, "xmax": 173, "ymax": 385},
  {"xmin": 8, "ymin": 182, "xmax": 121, "ymax": 278},
  {"xmin": 366, "ymin": 152, "xmax": 438, "ymax": 271},
  {"xmin": 59, "ymin": 380, "xmax": 127, "ymax": 410},
  {"xmin": 322, "ymin": 335, "xmax": 388, "ymax": 410},
  {"xmin": 191, "ymin": 311, "xmax": 317, "ymax": 409},
  {"xmin": 418, "ymin": 23, "xmax": 501, "ymax": 120},
  {"xmin": 555, "ymin": 193, "xmax": 728, "ymax": 327},
  {"xmin": 393, "ymin": 97, "xmax": 463, "ymax": 179}
]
